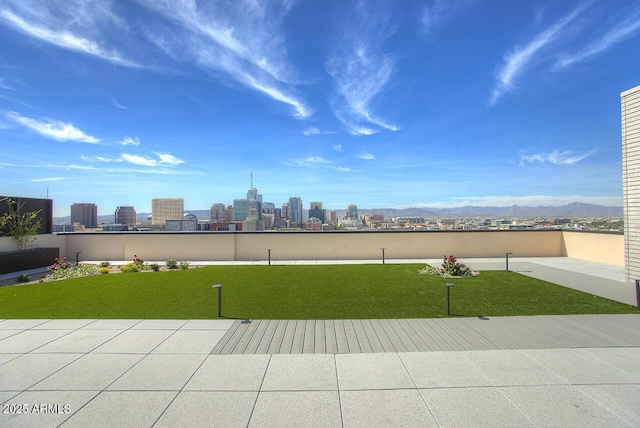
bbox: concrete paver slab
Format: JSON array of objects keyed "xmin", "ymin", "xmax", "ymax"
[
  {"xmin": 91, "ymin": 329, "xmax": 174, "ymax": 353},
  {"xmin": 30, "ymin": 354, "xmax": 144, "ymax": 391},
  {"xmin": 0, "ymin": 354, "xmax": 82, "ymax": 390},
  {"xmin": 0, "ymin": 320, "xmax": 49, "ymax": 329},
  {"xmin": 420, "ymin": 387, "xmax": 535, "ymax": 427},
  {"xmin": 0, "ymin": 390, "xmax": 99, "ymax": 428},
  {"xmin": 0, "ymin": 330, "xmax": 22, "ymax": 341},
  {"xmin": 33, "ymin": 320, "xmax": 96, "ymax": 330},
  {"xmin": 185, "ymin": 354, "xmax": 270, "ymax": 391},
  {"xmin": 151, "ymin": 330, "xmax": 226, "ymax": 354},
  {"xmin": 336, "ymin": 353, "xmax": 414, "ymax": 390},
  {"xmin": 523, "ymin": 348, "xmax": 640, "ymax": 384},
  {"xmin": 340, "ymin": 389, "xmax": 438, "ymax": 428},
  {"xmin": 130, "ymin": 320, "xmax": 188, "ymax": 330},
  {"xmin": 584, "ymin": 347, "xmax": 640, "ymax": 379},
  {"xmin": 500, "ymin": 385, "xmax": 631, "ymax": 427},
  {"xmin": 32, "ymin": 330, "xmax": 123, "ymax": 354},
  {"xmin": 399, "ymin": 351, "xmax": 490, "ymax": 388},
  {"xmin": 60, "ymin": 391, "xmax": 176, "ymax": 428},
  {"xmin": 261, "ymin": 354, "xmax": 337, "ymax": 391},
  {"xmin": 577, "ymin": 384, "xmax": 640, "ymax": 427},
  {"xmin": 0, "ymin": 353, "xmax": 21, "ymax": 365},
  {"xmin": 248, "ymin": 391, "xmax": 341, "ymax": 428},
  {"xmin": 80, "ymin": 319, "xmax": 142, "ymax": 330},
  {"xmin": 180, "ymin": 319, "xmax": 236, "ymax": 330},
  {"xmin": 0, "ymin": 330, "xmax": 72, "ymax": 353},
  {"xmin": 154, "ymin": 391, "xmax": 257, "ymax": 428},
  {"xmin": 108, "ymin": 354, "xmax": 206, "ymax": 391},
  {"xmin": 463, "ymin": 349, "xmax": 566, "ymax": 386}
]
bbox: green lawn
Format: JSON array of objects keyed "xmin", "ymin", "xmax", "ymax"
[{"xmin": 0, "ymin": 265, "xmax": 636, "ymax": 319}]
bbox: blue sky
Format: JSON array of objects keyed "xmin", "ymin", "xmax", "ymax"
[{"xmin": 1, "ymin": 0, "xmax": 639, "ymax": 217}]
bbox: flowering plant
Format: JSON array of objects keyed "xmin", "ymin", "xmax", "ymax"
[
  {"xmin": 133, "ymin": 254, "xmax": 144, "ymax": 267},
  {"xmin": 420, "ymin": 254, "xmax": 475, "ymax": 278},
  {"xmin": 49, "ymin": 257, "xmax": 71, "ymax": 272}
]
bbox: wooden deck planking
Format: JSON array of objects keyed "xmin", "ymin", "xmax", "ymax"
[
  {"xmin": 360, "ymin": 319, "xmax": 386, "ymax": 352},
  {"xmin": 351, "ymin": 320, "xmax": 374, "ymax": 353},
  {"xmin": 211, "ymin": 315, "xmax": 640, "ymax": 355},
  {"xmin": 324, "ymin": 320, "xmax": 338, "ymax": 354}
]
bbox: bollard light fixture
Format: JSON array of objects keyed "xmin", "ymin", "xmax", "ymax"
[
  {"xmin": 212, "ymin": 284, "xmax": 222, "ymax": 317},
  {"xmin": 446, "ymin": 282, "xmax": 456, "ymax": 316}
]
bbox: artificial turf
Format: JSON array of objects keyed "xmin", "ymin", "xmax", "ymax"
[{"xmin": 0, "ymin": 264, "xmax": 637, "ymax": 319}]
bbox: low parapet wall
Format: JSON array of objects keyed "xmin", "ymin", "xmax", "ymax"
[{"xmin": 0, "ymin": 229, "xmax": 623, "ymax": 266}]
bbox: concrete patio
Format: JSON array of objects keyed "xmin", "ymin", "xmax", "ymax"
[
  {"xmin": 1, "ymin": 317, "xmax": 640, "ymax": 427},
  {"xmin": 1, "ymin": 257, "xmax": 639, "ymax": 427}
]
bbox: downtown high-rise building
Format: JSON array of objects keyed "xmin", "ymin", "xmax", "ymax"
[
  {"xmin": 210, "ymin": 203, "xmax": 226, "ymax": 221},
  {"xmin": 152, "ymin": 198, "xmax": 184, "ymax": 226},
  {"xmin": 309, "ymin": 201, "xmax": 325, "ymax": 223},
  {"xmin": 115, "ymin": 206, "xmax": 136, "ymax": 227},
  {"xmin": 289, "ymin": 196, "xmax": 303, "ymax": 224},
  {"xmin": 71, "ymin": 203, "xmax": 98, "ymax": 228}
]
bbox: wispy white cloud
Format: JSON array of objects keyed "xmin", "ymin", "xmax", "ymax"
[
  {"xmin": 154, "ymin": 152, "xmax": 185, "ymax": 165},
  {"xmin": 326, "ymin": 2, "xmax": 399, "ymax": 135},
  {"xmin": 6, "ymin": 111, "xmax": 100, "ymax": 143},
  {"xmin": 119, "ymin": 136, "xmax": 140, "ymax": 146},
  {"xmin": 0, "ymin": 77, "xmax": 16, "ymax": 90},
  {"xmin": 554, "ymin": 6, "xmax": 640, "ymax": 70},
  {"xmin": 30, "ymin": 177, "xmax": 65, "ymax": 182},
  {"xmin": 121, "ymin": 152, "xmax": 185, "ymax": 167},
  {"xmin": 303, "ymin": 127, "xmax": 335, "ymax": 137},
  {"xmin": 111, "ymin": 98, "xmax": 127, "ymax": 109},
  {"xmin": 519, "ymin": 149, "xmax": 596, "ymax": 166},
  {"xmin": 289, "ymin": 156, "xmax": 352, "ymax": 172},
  {"xmin": 490, "ymin": 4, "xmax": 586, "ymax": 106},
  {"xmin": 421, "ymin": 0, "xmax": 475, "ymax": 37},
  {"xmin": 332, "ymin": 145, "xmax": 343, "ymax": 152},
  {"xmin": 358, "ymin": 153, "xmax": 376, "ymax": 160},
  {"xmin": 0, "ymin": 4, "xmax": 140, "ymax": 68},
  {"xmin": 80, "ymin": 155, "xmax": 121, "ymax": 163},
  {"xmin": 138, "ymin": 0, "xmax": 310, "ymax": 118}
]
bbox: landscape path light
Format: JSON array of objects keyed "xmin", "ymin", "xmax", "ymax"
[
  {"xmin": 212, "ymin": 284, "xmax": 222, "ymax": 318},
  {"xmin": 505, "ymin": 252, "xmax": 514, "ymax": 271},
  {"xmin": 75, "ymin": 252, "xmax": 82, "ymax": 266},
  {"xmin": 636, "ymin": 280, "xmax": 640, "ymax": 311},
  {"xmin": 268, "ymin": 249, "xmax": 272, "ymax": 266},
  {"xmin": 446, "ymin": 282, "xmax": 456, "ymax": 316},
  {"xmin": 381, "ymin": 248, "xmax": 385, "ymax": 264}
]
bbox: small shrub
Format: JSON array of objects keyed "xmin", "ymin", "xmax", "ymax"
[
  {"xmin": 16, "ymin": 274, "xmax": 30, "ymax": 283},
  {"xmin": 49, "ymin": 257, "xmax": 71, "ymax": 272},
  {"xmin": 166, "ymin": 259, "xmax": 178, "ymax": 270},
  {"xmin": 441, "ymin": 255, "xmax": 473, "ymax": 278},
  {"xmin": 179, "ymin": 261, "xmax": 189, "ymax": 270},
  {"xmin": 133, "ymin": 254, "xmax": 144, "ymax": 268},
  {"xmin": 150, "ymin": 263, "xmax": 160, "ymax": 272},
  {"xmin": 99, "ymin": 267, "xmax": 110, "ymax": 274},
  {"xmin": 47, "ymin": 264, "xmax": 99, "ymax": 281},
  {"xmin": 419, "ymin": 264, "xmax": 442, "ymax": 277},
  {"xmin": 98, "ymin": 261, "xmax": 111, "ymax": 268},
  {"xmin": 120, "ymin": 263, "xmax": 139, "ymax": 273}
]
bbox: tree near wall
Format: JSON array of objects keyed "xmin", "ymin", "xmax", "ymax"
[{"xmin": 0, "ymin": 198, "xmax": 42, "ymax": 251}]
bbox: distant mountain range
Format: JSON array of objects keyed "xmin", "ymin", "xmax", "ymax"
[{"xmin": 53, "ymin": 202, "xmax": 622, "ymax": 224}]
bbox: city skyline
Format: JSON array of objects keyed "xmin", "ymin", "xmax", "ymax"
[{"xmin": 1, "ymin": 1, "xmax": 640, "ymax": 217}]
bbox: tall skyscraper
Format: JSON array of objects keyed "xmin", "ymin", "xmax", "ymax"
[
  {"xmin": 151, "ymin": 198, "xmax": 184, "ymax": 226},
  {"xmin": 309, "ymin": 201, "xmax": 325, "ymax": 223},
  {"xmin": 115, "ymin": 206, "xmax": 136, "ymax": 227},
  {"xmin": 210, "ymin": 203, "xmax": 226, "ymax": 221},
  {"xmin": 71, "ymin": 203, "xmax": 98, "ymax": 228},
  {"xmin": 347, "ymin": 203, "xmax": 358, "ymax": 220},
  {"xmin": 289, "ymin": 196, "xmax": 303, "ymax": 224},
  {"xmin": 234, "ymin": 175, "xmax": 262, "ymax": 221},
  {"xmin": 281, "ymin": 202, "xmax": 289, "ymax": 219}
]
